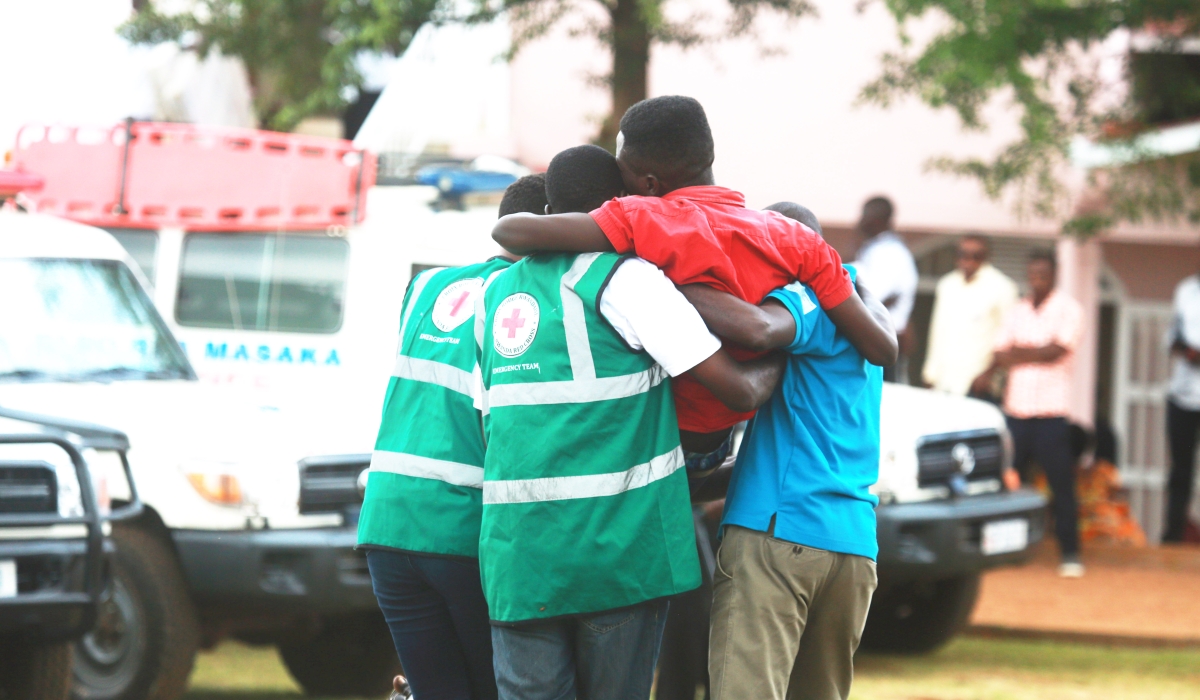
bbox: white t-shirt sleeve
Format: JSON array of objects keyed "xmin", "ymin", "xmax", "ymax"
[{"xmin": 597, "ymin": 258, "xmax": 721, "ymax": 376}]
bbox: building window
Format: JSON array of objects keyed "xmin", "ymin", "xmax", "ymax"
[
  {"xmin": 1129, "ymin": 51, "xmax": 1200, "ymax": 126},
  {"xmin": 176, "ymin": 233, "xmax": 349, "ymax": 334},
  {"xmin": 106, "ymin": 229, "xmax": 159, "ymax": 287}
]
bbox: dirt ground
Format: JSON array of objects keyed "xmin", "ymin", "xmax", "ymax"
[{"xmin": 970, "ymin": 541, "xmax": 1200, "ymax": 642}]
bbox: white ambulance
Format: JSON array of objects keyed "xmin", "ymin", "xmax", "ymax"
[{"xmin": 1, "ymin": 178, "xmax": 398, "ymax": 698}]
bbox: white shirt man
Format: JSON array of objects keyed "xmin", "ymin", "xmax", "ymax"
[
  {"xmin": 922, "ymin": 237, "xmax": 1018, "ymax": 396},
  {"xmin": 1164, "ymin": 273, "xmax": 1200, "ymax": 542},
  {"xmin": 854, "ymin": 231, "xmax": 918, "ymax": 333},
  {"xmin": 1168, "ymin": 275, "xmax": 1200, "ymax": 410}
]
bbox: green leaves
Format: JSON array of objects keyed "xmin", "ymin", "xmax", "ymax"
[
  {"xmin": 863, "ymin": 0, "xmax": 1200, "ymax": 233},
  {"xmin": 120, "ymin": 0, "xmax": 459, "ymax": 131}
]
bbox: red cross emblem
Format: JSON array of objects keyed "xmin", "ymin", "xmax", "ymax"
[
  {"xmin": 493, "ymin": 293, "xmax": 540, "ymax": 358},
  {"xmin": 501, "ymin": 307, "xmax": 526, "ymax": 338}
]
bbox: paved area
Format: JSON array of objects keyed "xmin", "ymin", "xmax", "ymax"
[{"xmin": 970, "ymin": 542, "xmax": 1200, "ymax": 643}]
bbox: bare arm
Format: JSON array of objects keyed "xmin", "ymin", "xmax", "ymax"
[
  {"xmin": 825, "ymin": 282, "xmax": 899, "ymax": 367},
  {"xmin": 687, "ymin": 348, "xmax": 786, "ymax": 413},
  {"xmin": 679, "ymin": 285, "xmax": 796, "ymax": 353},
  {"xmin": 971, "ymin": 342, "xmax": 1068, "ymax": 395},
  {"xmin": 492, "ymin": 213, "xmax": 613, "ymax": 255},
  {"xmin": 994, "ymin": 344, "xmax": 1068, "ymax": 366}
]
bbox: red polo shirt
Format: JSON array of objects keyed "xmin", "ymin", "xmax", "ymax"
[{"xmin": 591, "ymin": 186, "xmax": 853, "ymax": 433}]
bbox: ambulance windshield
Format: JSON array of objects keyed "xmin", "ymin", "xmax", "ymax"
[{"xmin": 0, "ymin": 259, "xmax": 192, "ymax": 382}]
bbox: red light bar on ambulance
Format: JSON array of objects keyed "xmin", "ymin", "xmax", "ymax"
[{"xmin": 11, "ymin": 121, "xmax": 376, "ymax": 231}]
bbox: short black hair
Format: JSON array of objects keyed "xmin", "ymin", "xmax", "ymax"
[
  {"xmin": 618, "ymin": 96, "xmax": 714, "ymax": 181},
  {"xmin": 545, "ymin": 145, "xmax": 625, "ymax": 214},
  {"xmin": 862, "ymin": 196, "xmax": 894, "ymax": 222},
  {"xmin": 765, "ymin": 201, "xmax": 822, "ymax": 235},
  {"xmin": 498, "ymin": 174, "xmax": 548, "ymax": 218},
  {"xmin": 1028, "ymin": 249, "xmax": 1057, "ymax": 271}
]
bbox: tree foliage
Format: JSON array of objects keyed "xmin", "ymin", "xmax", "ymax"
[
  {"xmin": 120, "ymin": 0, "xmax": 456, "ymax": 131},
  {"xmin": 122, "ymin": 0, "xmax": 816, "ymax": 145},
  {"xmin": 861, "ymin": 0, "xmax": 1200, "ymax": 231}
]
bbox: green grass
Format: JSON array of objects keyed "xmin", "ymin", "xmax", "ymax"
[
  {"xmin": 184, "ymin": 636, "xmax": 1200, "ymax": 700},
  {"xmin": 852, "ymin": 636, "xmax": 1200, "ymax": 700},
  {"xmin": 183, "ymin": 642, "xmax": 349, "ymax": 700}
]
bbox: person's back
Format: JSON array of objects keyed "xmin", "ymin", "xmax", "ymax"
[
  {"xmin": 477, "ymin": 251, "xmax": 699, "ymax": 622},
  {"xmin": 723, "ymin": 271, "xmax": 882, "ymax": 556}
]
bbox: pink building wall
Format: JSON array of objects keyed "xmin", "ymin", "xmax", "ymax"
[{"xmin": 509, "ymin": 0, "xmax": 1056, "ymax": 235}]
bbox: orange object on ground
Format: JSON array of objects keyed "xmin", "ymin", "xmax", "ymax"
[{"xmin": 1077, "ymin": 460, "xmax": 1147, "ymax": 546}]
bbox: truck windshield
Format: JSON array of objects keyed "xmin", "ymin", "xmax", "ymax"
[{"xmin": 0, "ymin": 259, "xmax": 192, "ymax": 382}]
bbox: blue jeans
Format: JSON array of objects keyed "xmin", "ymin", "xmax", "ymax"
[
  {"xmin": 491, "ymin": 599, "xmax": 669, "ymax": 700},
  {"xmin": 365, "ymin": 549, "xmax": 497, "ymax": 700}
]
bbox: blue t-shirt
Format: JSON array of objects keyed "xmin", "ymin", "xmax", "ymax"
[{"xmin": 722, "ymin": 268, "xmax": 883, "ymax": 560}]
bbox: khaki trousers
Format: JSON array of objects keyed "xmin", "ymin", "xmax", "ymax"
[{"xmin": 708, "ymin": 526, "xmax": 877, "ymax": 700}]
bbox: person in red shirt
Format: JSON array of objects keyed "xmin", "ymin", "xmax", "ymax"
[{"xmin": 494, "ymin": 96, "xmax": 897, "ymax": 453}]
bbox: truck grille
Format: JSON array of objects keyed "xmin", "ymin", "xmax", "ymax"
[
  {"xmin": 917, "ymin": 431, "xmax": 1004, "ymax": 489},
  {"xmin": 0, "ymin": 464, "xmax": 58, "ymax": 514},
  {"xmin": 298, "ymin": 455, "xmax": 370, "ymax": 514}
]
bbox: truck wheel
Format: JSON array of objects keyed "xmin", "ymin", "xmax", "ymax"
[
  {"xmin": 71, "ymin": 524, "xmax": 199, "ymax": 700},
  {"xmin": 277, "ymin": 614, "xmax": 400, "ymax": 697},
  {"xmin": 860, "ymin": 573, "xmax": 980, "ymax": 654},
  {"xmin": 0, "ymin": 641, "xmax": 73, "ymax": 700}
]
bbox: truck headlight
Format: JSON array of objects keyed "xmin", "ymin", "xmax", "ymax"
[{"xmin": 183, "ymin": 465, "xmax": 245, "ymax": 506}]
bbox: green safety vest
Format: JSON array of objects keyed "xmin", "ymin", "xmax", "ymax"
[
  {"xmin": 476, "ymin": 252, "xmax": 701, "ymax": 623},
  {"xmin": 357, "ymin": 257, "xmax": 511, "ymax": 557}
]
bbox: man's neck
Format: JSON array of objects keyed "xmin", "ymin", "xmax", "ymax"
[
  {"xmin": 1031, "ymin": 290, "xmax": 1051, "ymax": 308},
  {"xmin": 658, "ymin": 168, "xmax": 715, "ymax": 197}
]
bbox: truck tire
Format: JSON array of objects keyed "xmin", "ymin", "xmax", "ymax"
[
  {"xmin": 0, "ymin": 641, "xmax": 72, "ymax": 700},
  {"xmin": 71, "ymin": 524, "xmax": 199, "ymax": 700},
  {"xmin": 860, "ymin": 573, "xmax": 980, "ymax": 654},
  {"xmin": 277, "ymin": 613, "xmax": 400, "ymax": 697}
]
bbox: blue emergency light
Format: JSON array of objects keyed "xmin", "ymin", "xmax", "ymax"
[{"xmin": 415, "ymin": 166, "xmax": 517, "ymax": 196}]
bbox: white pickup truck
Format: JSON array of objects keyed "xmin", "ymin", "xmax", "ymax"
[{"xmin": 1, "ymin": 186, "xmax": 1044, "ymax": 699}]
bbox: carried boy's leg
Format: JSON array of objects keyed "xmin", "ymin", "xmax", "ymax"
[
  {"xmin": 574, "ymin": 599, "xmax": 669, "ymax": 700},
  {"xmin": 786, "ymin": 553, "xmax": 876, "ymax": 700},
  {"xmin": 708, "ymin": 526, "xmax": 815, "ymax": 700},
  {"xmin": 491, "ymin": 621, "xmax": 575, "ymax": 700}
]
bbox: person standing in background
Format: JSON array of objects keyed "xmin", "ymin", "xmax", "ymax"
[
  {"xmin": 975, "ymin": 250, "xmax": 1084, "ymax": 577},
  {"xmin": 853, "ymin": 196, "xmax": 917, "ymax": 382},
  {"xmin": 1164, "ymin": 269, "xmax": 1200, "ymax": 542},
  {"xmin": 925, "ymin": 235, "xmax": 1018, "ymax": 398}
]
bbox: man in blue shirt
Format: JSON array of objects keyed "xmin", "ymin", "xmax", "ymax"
[{"xmin": 680, "ymin": 201, "xmax": 894, "ymax": 700}]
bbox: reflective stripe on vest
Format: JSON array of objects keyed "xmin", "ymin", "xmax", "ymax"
[
  {"xmin": 486, "ymin": 364, "xmax": 668, "ymax": 409},
  {"xmin": 370, "ymin": 450, "xmax": 484, "ymax": 489},
  {"xmin": 480, "ymin": 253, "xmax": 658, "ymax": 413},
  {"xmin": 392, "ymin": 355, "xmax": 475, "ymax": 397},
  {"xmin": 483, "ymin": 447, "xmax": 683, "ymax": 504}
]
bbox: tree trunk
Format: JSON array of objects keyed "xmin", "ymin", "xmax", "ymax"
[{"xmin": 597, "ymin": 0, "xmax": 651, "ymax": 151}]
